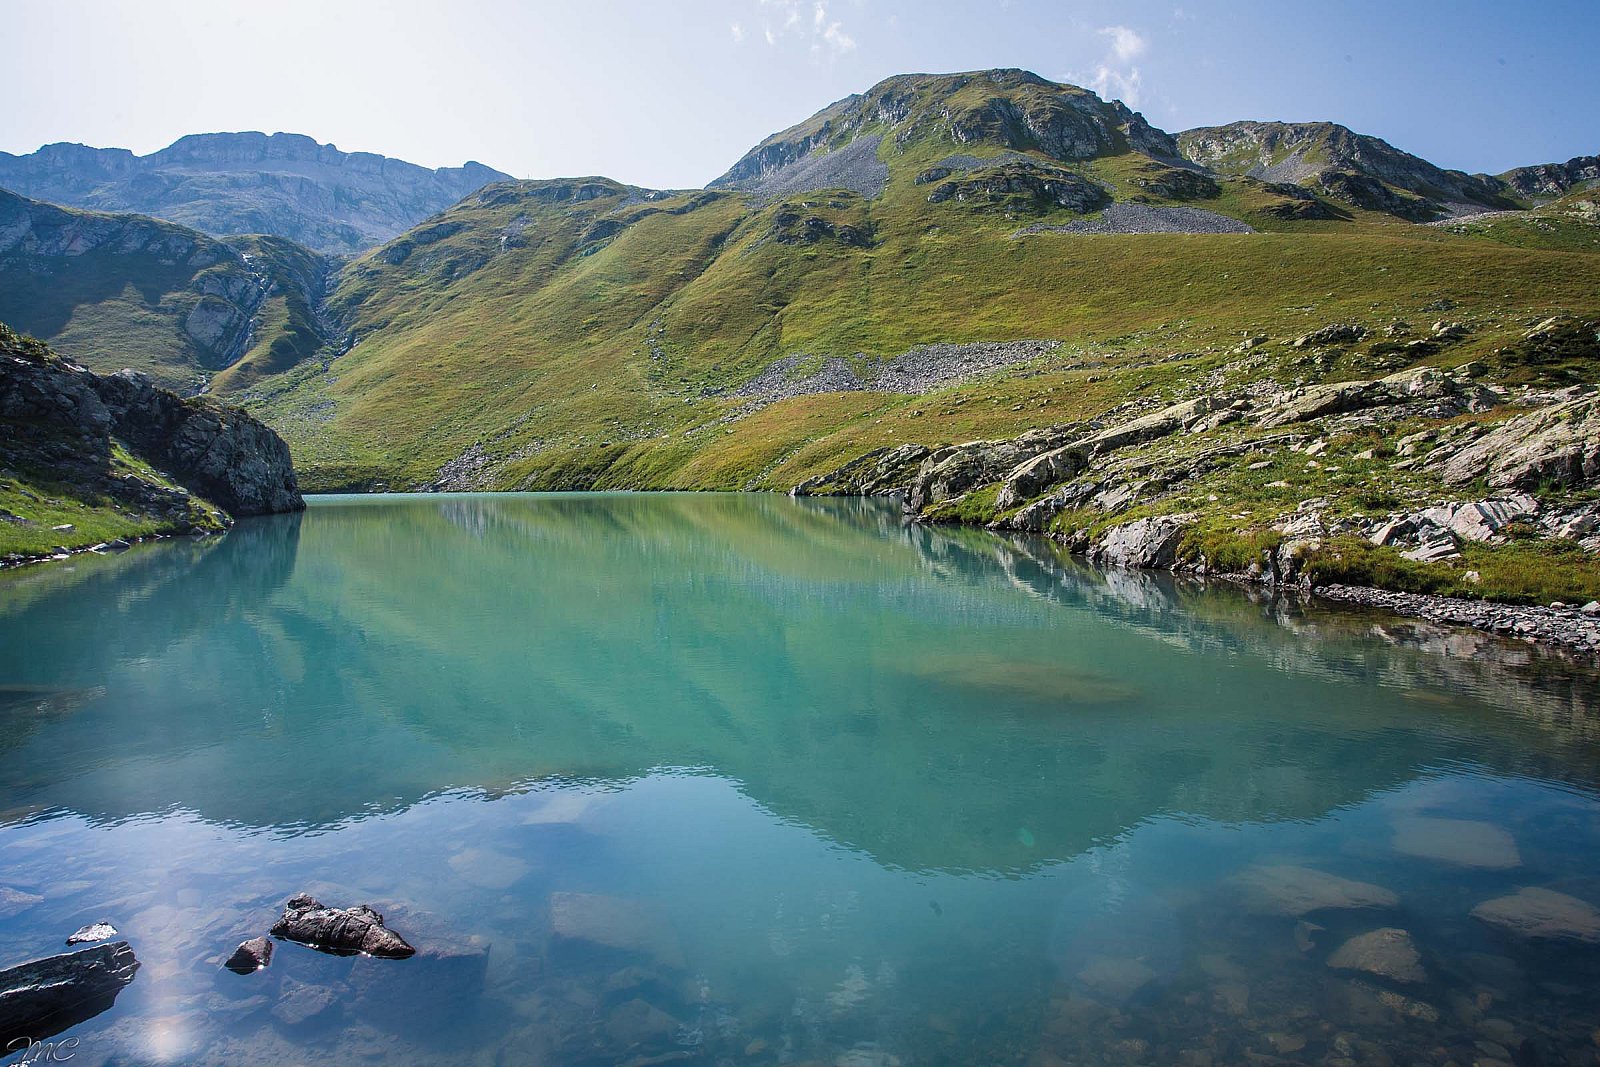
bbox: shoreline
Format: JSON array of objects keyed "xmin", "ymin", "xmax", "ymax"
[
  {"xmin": 0, "ymin": 528, "xmax": 215, "ymax": 571},
  {"xmin": 8, "ymin": 488, "xmax": 1600, "ymax": 659},
  {"xmin": 1313, "ymin": 583, "xmax": 1600, "ymax": 657}
]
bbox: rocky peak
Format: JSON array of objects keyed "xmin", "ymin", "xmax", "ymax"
[
  {"xmin": 1176, "ymin": 120, "xmax": 1514, "ymax": 218},
  {"xmin": 712, "ymin": 69, "xmax": 1181, "ymax": 194}
]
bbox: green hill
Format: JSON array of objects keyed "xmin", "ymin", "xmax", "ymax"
[{"xmin": 236, "ymin": 72, "xmax": 1600, "ymax": 502}]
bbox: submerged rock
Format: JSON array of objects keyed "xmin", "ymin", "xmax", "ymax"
[
  {"xmin": 548, "ymin": 891, "xmax": 684, "ymax": 968},
  {"xmin": 224, "ymin": 936, "xmax": 274, "ymax": 974},
  {"xmin": 1235, "ymin": 865, "xmax": 1399, "ymax": 916},
  {"xmin": 0, "ymin": 941, "xmax": 139, "ymax": 1049},
  {"xmin": 269, "ymin": 894, "xmax": 415, "ymax": 959},
  {"xmin": 65, "ymin": 920, "xmax": 118, "ymax": 945},
  {"xmin": 0, "ymin": 886, "xmax": 43, "ymax": 919},
  {"xmin": 271, "ymin": 977, "xmax": 340, "ymax": 1028},
  {"xmin": 1470, "ymin": 887, "xmax": 1600, "ymax": 943},
  {"xmin": 1327, "ymin": 928, "xmax": 1427, "ymax": 984},
  {"xmin": 1390, "ymin": 816, "xmax": 1521, "ymax": 869}
]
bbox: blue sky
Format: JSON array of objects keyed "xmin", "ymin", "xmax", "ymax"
[{"xmin": 3, "ymin": 0, "xmax": 1596, "ymax": 188}]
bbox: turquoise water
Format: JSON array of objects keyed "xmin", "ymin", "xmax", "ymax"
[{"xmin": 2, "ymin": 492, "xmax": 1599, "ymax": 1065}]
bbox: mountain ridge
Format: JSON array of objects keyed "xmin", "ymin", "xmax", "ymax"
[{"xmin": 0, "ymin": 132, "xmax": 510, "ymax": 255}]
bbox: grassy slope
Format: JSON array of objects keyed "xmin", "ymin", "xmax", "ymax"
[{"xmin": 246, "ymin": 135, "xmax": 1600, "ymax": 497}]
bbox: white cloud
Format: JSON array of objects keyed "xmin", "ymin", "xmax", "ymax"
[
  {"xmin": 1079, "ymin": 24, "xmax": 1148, "ymax": 107},
  {"xmin": 1089, "ymin": 64, "xmax": 1144, "ymax": 108},
  {"xmin": 1099, "ymin": 25, "xmax": 1146, "ymax": 63},
  {"xmin": 731, "ymin": 22, "xmax": 745, "ymax": 43},
  {"xmin": 756, "ymin": 0, "xmax": 856, "ymax": 55}
]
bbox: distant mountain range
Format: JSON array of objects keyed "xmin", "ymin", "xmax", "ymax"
[{"xmin": 0, "ymin": 132, "xmax": 509, "ymax": 255}]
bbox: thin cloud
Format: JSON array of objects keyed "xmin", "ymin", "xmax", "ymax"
[
  {"xmin": 731, "ymin": 23, "xmax": 745, "ymax": 43},
  {"xmin": 1099, "ymin": 25, "xmax": 1147, "ymax": 63},
  {"xmin": 1080, "ymin": 24, "xmax": 1148, "ymax": 107},
  {"xmin": 757, "ymin": 0, "xmax": 857, "ymax": 55}
]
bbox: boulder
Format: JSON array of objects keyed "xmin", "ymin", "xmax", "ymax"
[
  {"xmin": 791, "ymin": 443, "xmax": 929, "ymax": 497},
  {"xmin": 1292, "ymin": 323, "xmax": 1368, "ymax": 348},
  {"xmin": 269, "ymin": 894, "xmax": 415, "ymax": 959},
  {"xmin": 0, "ymin": 941, "xmax": 139, "ymax": 1050},
  {"xmin": 995, "ymin": 444, "xmax": 1089, "ymax": 508},
  {"xmin": 65, "ymin": 920, "xmax": 117, "ymax": 946},
  {"xmin": 1089, "ymin": 515, "xmax": 1191, "ymax": 570},
  {"xmin": 271, "ymin": 978, "xmax": 341, "ymax": 1028},
  {"xmin": 224, "ymin": 936, "xmax": 274, "ymax": 974},
  {"xmin": 1470, "ymin": 887, "xmax": 1600, "ymax": 943},
  {"xmin": 1390, "ymin": 817, "xmax": 1520, "ymax": 869},
  {"xmin": 1235, "ymin": 865, "xmax": 1399, "ymax": 917},
  {"xmin": 1326, "ymin": 928, "xmax": 1426, "ymax": 984}
]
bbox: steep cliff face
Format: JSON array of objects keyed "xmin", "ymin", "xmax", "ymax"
[
  {"xmin": 0, "ymin": 132, "xmax": 510, "ymax": 255},
  {"xmin": 0, "ymin": 323, "xmax": 302, "ymax": 561}
]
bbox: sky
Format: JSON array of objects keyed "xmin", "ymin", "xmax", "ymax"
[{"xmin": 2, "ymin": 0, "xmax": 1596, "ymax": 189}]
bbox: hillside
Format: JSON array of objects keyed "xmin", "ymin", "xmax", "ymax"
[
  {"xmin": 0, "ymin": 323, "xmax": 302, "ymax": 563},
  {"xmin": 0, "ymin": 132, "xmax": 509, "ymax": 255},
  {"xmin": 0, "ymin": 188, "xmax": 339, "ymax": 391}
]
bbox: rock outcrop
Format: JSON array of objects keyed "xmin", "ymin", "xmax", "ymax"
[
  {"xmin": 0, "ymin": 324, "xmax": 303, "ymax": 548},
  {"xmin": 1437, "ymin": 392, "xmax": 1600, "ymax": 491}
]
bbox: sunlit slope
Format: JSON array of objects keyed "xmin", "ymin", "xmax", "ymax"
[{"xmin": 241, "ymin": 73, "xmax": 1600, "ymax": 491}]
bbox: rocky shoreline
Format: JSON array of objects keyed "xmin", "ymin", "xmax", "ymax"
[{"xmin": 1314, "ymin": 583, "xmax": 1600, "ymax": 656}]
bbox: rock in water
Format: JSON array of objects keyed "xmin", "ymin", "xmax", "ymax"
[
  {"xmin": 224, "ymin": 936, "xmax": 274, "ymax": 974},
  {"xmin": 65, "ymin": 920, "xmax": 118, "ymax": 945},
  {"xmin": 0, "ymin": 941, "xmax": 139, "ymax": 1050},
  {"xmin": 1235, "ymin": 865, "xmax": 1399, "ymax": 916},
  {"xmin": 1327, "ymin": 928, "xmax": 1427, "ymax": 984},
  {"xmin": 1390, "ymin": 817, "xmax": 1521, "ymax": 869},
  {"xmin": 0, "ymin": 886, "xmax": 43, "ymax": 919},
  {"xmin": 1470, "ymin": 887, "xmax": 1600, "ymax": 943},
  {"xmin": 269, "ymin": 894, "xmax": 415, "ymax": 959}
]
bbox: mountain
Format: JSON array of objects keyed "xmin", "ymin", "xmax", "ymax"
[
  {"xmin": 7, "ymin": 68, "xmax": 1600, "ymax": 601},
  {"xmin": 0, "ymin": 322, "xmax": 302, "ymax": 563},
  {"xmin": 0, "ymin": 132, "xmax": 510, "ymax": 255},
  {"xmin": 232, "ymin": 71, "xmax": 1599, "ymax": 493},
  {"xmin": 1176, "ymin": 121, "xmax": 1521, "ymax": 220},
  {"xmin": 0, "ymin": 188, "xmax": 339, "ymax": 391}
]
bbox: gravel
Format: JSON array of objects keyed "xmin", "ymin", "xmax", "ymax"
[
  {"xmin": 728, "ymin": 340, "xmax": 1063, "ymax": 410},
  {"xmin": 1316, "ymin": 584, "xmax": 1600, "ymax": 656},
  {"xmin": 739, "ymin": 134, "xmax": 889, "ymax": 204},
  {"xmin": 1014, "ymin": 203, "xmax": 1255, "ymax": 236}
]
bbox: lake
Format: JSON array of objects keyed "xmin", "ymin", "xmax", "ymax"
[{"xmin": 2, "ymin": 493, "xmax": 1599, "ymax": 1065}]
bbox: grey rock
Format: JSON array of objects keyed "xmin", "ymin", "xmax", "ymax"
[
  {"xmin": 65, "ymin": 920, "xmax": 117, "ymax": 945},
  {"xmin": 1327, "ymin": 928, "xmax": 1426, "ymax": 984},
  {"xmin": 224, "ymin": 936, "xmax": 274, "ymax": 974},
  {"xmin": 0, "ymin": 941, "xmax": 139, "ymax": 1049},
  {"xmin": 271, "ymin": 977, "xmax": 340, "ymax": 1028},
  {"xmin": 1235, "ymin": 865, "xmax": 1399, "ymax": 917},
  {"xmin": 1438, "ymin": 393, "xmax": 1600, "ymax": 491},
  {"xmin": 1470, "ymin": 887, "xmax": 1600, "ymax": 943},
  {"xmin": 269, "ymin": 894, "xmax": 415, "ymax": 959},
  {"xmin": 548, "ymin": 891, "xmax": 684, "ymax": 968},
  {"xmin": 1089, "ymin": 515, "xmax": 1191, "ymax": 569}
]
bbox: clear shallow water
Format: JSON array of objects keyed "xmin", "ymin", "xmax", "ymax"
[{"xmin": 1, "ymin": 493, "xmax": 1599, "ymax": 1065}]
